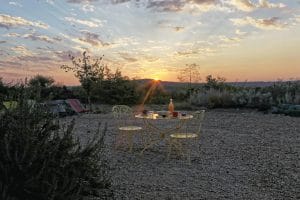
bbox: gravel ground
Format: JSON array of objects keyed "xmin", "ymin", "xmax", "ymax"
[{"xmin": 70, "ymin": 109, "xmax": 300, "ymax": 200}]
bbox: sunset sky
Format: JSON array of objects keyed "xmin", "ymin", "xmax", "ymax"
[{"xmin": 0, "ymin": 0, "xmax": 299, "ymax": 85}]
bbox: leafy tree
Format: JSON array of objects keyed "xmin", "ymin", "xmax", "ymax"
[
  {"xmin": 0, "ymin": 78, "xmax": 8, "ymax": 101},
  {"xmin": 28, "ymin": 75, "xmax": 55, "ymax": 101},
  {"xmin": 61, "ymin": 51, "xmax": 105, "ymax": 110},
  {"xmin": 204, "ymin": 75, "xmax": 227, "ymax": 91},
  {"xmin": 28, "ymin": 75, "xmax": 54, "ymax": 88},
  {"xmin": 91, "ymin": 69, "xmax": 139, "ymax": 104}
]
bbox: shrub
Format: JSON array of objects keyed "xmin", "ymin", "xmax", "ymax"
[{"xmin": 0, "ymin": 100, "xmax": 113, "ymax": 200}]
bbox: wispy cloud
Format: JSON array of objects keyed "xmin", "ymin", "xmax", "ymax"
[
  {"xmin": 64, "ymin": 17, "xmax": 101, "ymax": 27},
  {"xmin": 231, "ymin": 16, "xmax": 287, "ymax": 30},
  {"xmin": 147, "ymin": 0, "xmax": 185, "ymax": 12},
  {"xmin": 66, "ymin": 0, "xmax": 98, "ymax": 3},
  {"xmin": 0, "ymin": 14, "xmax": 49, "ymax": 29},
  {"xmin": 229, "ymin": 0, "xmax": 256, "ymax": 12},
  {"xmin": 23, "ymin": 33, "xmax": 55, "ymax": 43},
  {"xmin": 119, "ymin": 52, "xmax": 138, "ymax": 62},
  {"xmin": 235, "ymin": 29, "xmax": 247, "ymax": 36},
  {"xmin": 228, "ymin": 0, "xmax": 286, "ymax": 12},
  {"xmin": 75, "ymin": 31, "xmax": 110, "ymax": 47},
  {"xmin": 6, "ymin": 32, "xmax": 60, "ymax": 44},
  {"xmin": 82, "ymin": 3, "xmax": 95, "ymax": 12},
  {"xmin": 11, "ymin": 45, "xmax": 33, "ymax": 56},
  {"xmin": 9, "ymin": 1, "xmax": 22, "ymax": 7},
  {"xmin": 258, "ymin": 0, "xmax": 285, "ymax": 9},
  {"xmin": 0, "ymin": 60, "xmax": 22, "ymax": 68},
  {"xmin": 46, "ymin": 0, "xmax": 55, "ymax": 5},
  {"xmin": 173, "ymin": 26, "xmax": 185, "ymax": 32}
]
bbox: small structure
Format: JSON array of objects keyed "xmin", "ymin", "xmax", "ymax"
[
  {"xmin": 46, "ymin": 100, "xmax": 75, "ymax": 117},
  {"xmin": 66, "ymin": 99, "xmax": 89, "ymax": 113}
]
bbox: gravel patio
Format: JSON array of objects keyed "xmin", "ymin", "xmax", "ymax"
[{"xmin": 72, "ymin": 109, "xmax": 300, "ymax": 200}]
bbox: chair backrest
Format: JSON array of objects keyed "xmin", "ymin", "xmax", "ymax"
[
  {"xmin": 112, "ymin": 105, "xmax": 133, "ymax": 128},
  {"xmin": 193, "ymin": 110, "xmax": 205, "ymax": 135},
  {"xmin": 112, "ymin": 105, "xmax": 132, "ymax": 118}
]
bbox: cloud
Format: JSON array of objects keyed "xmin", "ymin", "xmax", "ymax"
[
  {"xmin": 17, "ymin": 55, "xmax": 53, "ymax": 62},
  {"xmin": 110, "ymin": 0, "xmax": 131, "ymax": 4},
  {"xmin": 0, "ymin": 14, "xmax": 49, "ymax": 29},
  {"xmin": 64, "ymin": 17, "xmax": 101, "ymax": 27},
  {"xmin": 146, "ymin": 0, "xmax": 217, "ymax": 12},
  {"xmin": 23, "ymin": 33, "xmax": 55, "ymax": 43},
  {"xmin": 9, "ymin": 1, "xmax": 22, "ymax": 7},
  {"xmin": 0, "ymin": 60, "xmax": 22, "ymax": 68},
  {"xmin": 173, "ymin": 26, "xmax": 185, "ymax": 31},
  {"xmin": 66, "ymin": 0, "xmax": 98, "ymax": 3},
  {"xmin": 11, "ymin": 46, "xmax": 33, "ymax": 56},
  {"xmin": 230, "ymin": 16, "xmax": 287, "ymax": 30},
  {"xmin": 228, "ymin": 0, "xmax": 286, "ymax": 12},
  {"xmin": 177, "ymin": 47, "xmax": 216, "ymax": 57},
  {"xmin": 6, "ymin": 32, "xmax": 60, "ymax": 44},
  {"xmin": 82, "ymin": 4, "xmax": 95, "ymax": 12},
  {"xmin": 235, "ymin": 29, "xmax": 247, "ymax": 36},
  {"xmin": 219, "ymin": 35, "xmax": 241, "ymax": 43},
  {"xmin": 228, "ymin": 0, "xmax": 255, "ymax": 12},
  {"xmin": 147, "ymin": 0, "xmax": 185, "ymax": 12},
  {"xmin": 76, "ymin": 31, "xmax": 110, "ymax": 47},
  {"xmin": 119, "ymin": 52, "xmax": 138, "ymax": 62},
  {"xmin": 46, "ymin": 0, "xmax": 55, "ymax": 4},
  {"xmin": 258, "ymin": 0, "xmax": 285, "ymax": 9}
]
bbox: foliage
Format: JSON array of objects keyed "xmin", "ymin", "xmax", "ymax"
[
  {"xmin": 61, "ymin": 51, "xmax": 106, "ymax": 109},
  {"xmin": 28, "ymin": 75, "xmax": 55, "ymax": 88},
  {"xmin": 136, "ymin": 80, "xmax": 171, "ymax": 104},
  {"xmin": 0, "ymin": 95, "xmax": 113, "ymax": 199},
  {"xmin": 91, "ymin": 69, "xmax": 139, "ymax": 105},
  {"xmin": 190, "ymin": 80, "xmax": 300, "ymax": 112},
  {"xmin": 204, "ymin": 75, "xmax": 228, "ymax": 91},
  {"xmin": 0, "ymin": 78, "xmax": 8, "ymax": 101}
]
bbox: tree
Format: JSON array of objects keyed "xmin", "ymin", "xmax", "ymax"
[
  {"xmin": 177, "ymin": 63, "xmax": 201, "ymax": 103},
  {"xmin": 61, "ymin": 51, "xmax": 105, "ymax": 110},
  {"xmin": 204, "ymin": 75, "xmax": 226, "ymax": 91},
  {"xmin": 28, "ymin": 75, "xmax": 54, "ymax": 88},
  {"xmin": 91, "ymin": 69, "xmax": 139, "ymax": 105},
  {"xmin": 0, "ymin": 78, "xmax": 8, "ymax": 101},
  {"xmin": 177, "ymin": 63, "xmax": 201, "ymax": 89},
  {"xmin": 28, "ymin": 75, "xmax": 55, "ymax": 101}
]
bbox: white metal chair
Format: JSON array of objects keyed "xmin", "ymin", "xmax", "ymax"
[
  {"xmin": 112, "ymin": 105, "xmax": 142, "ymax": 152},
  {"xmin": 167, "ymin": 110, "xmax": 205, "ymax": 164}
]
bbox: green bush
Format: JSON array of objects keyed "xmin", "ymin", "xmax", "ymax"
[{"xmin": 0, "ymin": 100, "xmax": 113, "ymax": 200}]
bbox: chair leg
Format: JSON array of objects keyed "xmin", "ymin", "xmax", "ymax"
[
  {"xmin": 114, "ymin": 131, "xmax": 122, "ymax": 150},
  {"xmin": 167, "ymin": 139, "xmax": 173, "ymax": 160},
  {"xmin": 186, "ymin": 148, "xmax": 191, "ymax": 165},
  {"xmin": 128, "ymin": 132, "xmax": 134, "ymax": 153}
]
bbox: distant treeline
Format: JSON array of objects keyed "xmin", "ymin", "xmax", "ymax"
[{"xmin": 1, "ymin": 75, "xmax": 299, "ymax": 111}]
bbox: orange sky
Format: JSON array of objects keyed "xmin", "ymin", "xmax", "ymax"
[{"xmin": 0, "ymin": 0, "xmax": 299, "ymax": 85}]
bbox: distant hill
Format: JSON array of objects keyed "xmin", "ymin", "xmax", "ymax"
[{"xmin": 133, "ymin": 79, "xmax": 280, "ymax": 91}]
